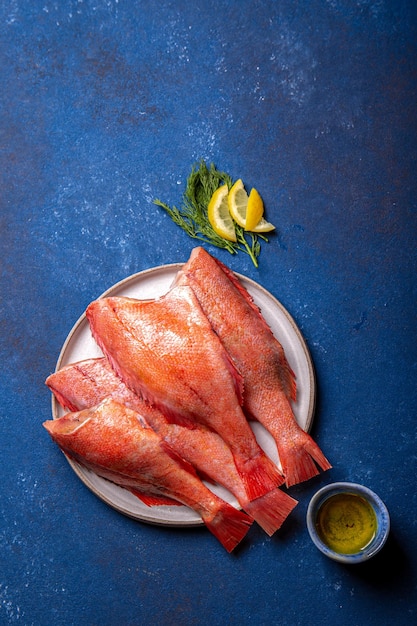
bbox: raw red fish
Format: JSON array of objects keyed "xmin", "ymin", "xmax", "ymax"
[
  {"xmin": 175, "ymin": 247, "xmax": 331, "ymax": 487},
  {"xmin": 43, "ymin": 399, "xmax": 253, "ymax": 552},
  {"xmin": 46, "ymin": 357, "xmax": 297, "ymax": 535},
  {"xmin": 86, "ymin": 285, "xmax": 286, "ymax": 503}
]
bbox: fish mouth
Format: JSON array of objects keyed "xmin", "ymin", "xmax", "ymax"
[{"xmin": 43, "ymin": 413, "xmax": 92, "ymax": 436}]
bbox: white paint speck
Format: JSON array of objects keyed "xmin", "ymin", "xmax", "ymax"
[
  {"xmin": 0, "ymin": 584, "xmax": 22, "ymax": 622},
  {"xmin": 6, "ymin": 0, "xmax": 18, "ymax": 24}
]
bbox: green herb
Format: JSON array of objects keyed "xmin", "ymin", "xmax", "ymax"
[{"xmin": 154, "ymin": 160, "xmax": 269, "ymax": 267}]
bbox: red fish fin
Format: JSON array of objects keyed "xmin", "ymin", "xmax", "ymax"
[
  {"xmin": 235, "ymin": 453, "xmax": 285, "ymax": 501},
  {"xmin": 196, "ymin": 470, "xmax": 216, "ymax": 484},
  {"xmin": 204, "ymin": 505, "xmax": 253, "ymax": 553},
  {"xmin": 279, "ymin": 432, "xmax": 332, "ymax": 487},
  {"xmin": 215, "ymin": 257, "xmax": 271, "ymax": 330},
  {"xmin": 287, "ymin": 370, "xmax": 297, "ymax": 403},
  {"xmin": 243, "ymin": 488, "xmax": 297, "ymax": 536},
  {"xmin": 153, "ymin": 406, "xmax": 197, "ymax": 429},
  {"xmin": 221, "ymin": 352, "xmax": 245, "ymax": 405},
  {"xmin": 129, "ymin": 488, "xmax": 182, "ymax": 507},
  {"xmin": 160, "ymin": 441, "xmax": 199, "ymax": 478},
  {"xmin": 277, "ymin": 356, "xmax": 297, "ymax": 402}
]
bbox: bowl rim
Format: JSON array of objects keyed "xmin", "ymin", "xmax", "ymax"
[{"xmin": 306, "ymin": 481, "xmax": 390, "ymax": 564}]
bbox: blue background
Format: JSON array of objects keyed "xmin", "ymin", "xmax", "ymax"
[{"xmin": 1, "ymin": 1, "xmax": 416, "ymax": 624}]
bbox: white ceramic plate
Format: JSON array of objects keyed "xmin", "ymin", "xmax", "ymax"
[{"xmin": 52, "ymin": 263, "xmax": 316, "ymax": 526}]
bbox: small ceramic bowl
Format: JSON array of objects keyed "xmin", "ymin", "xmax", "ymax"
[{"xmin": 306, "ymin": 482, "xmax": 390, "ymax": 564}]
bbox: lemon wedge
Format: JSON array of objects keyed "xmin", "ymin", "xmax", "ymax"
[
  {"xmin": 251, "ymin": 217, "xmax": 276, "ymax": 233},
  {"xmin": 227, "ymin": 179, "xmax": 248, "ymax": 228},
  {"xmin": 228, "ymin": 179, "xmax": 275, "ymax": 232},
  {"xmin": 246, "ymin": 187, "xmax": 265, "ymax": 231},
  {"xmin": 208, "ymin": 185, "xmax": 237, "ymax": 242}
]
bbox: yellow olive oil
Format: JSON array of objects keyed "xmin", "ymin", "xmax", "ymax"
[{"xmin": 316, "ymin": 493, "xmax": 377, "ymax": 554}]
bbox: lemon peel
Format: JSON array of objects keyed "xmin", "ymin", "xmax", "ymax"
[
  {"xmin": 246, "ymin": 188, "xmax": 265, "ymax": 231},
  {"xmin": 207, "ymin": 185, "xmax": 237, "ymax": 242}
]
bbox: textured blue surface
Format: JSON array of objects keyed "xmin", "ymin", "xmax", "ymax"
[{"xmin": 1, "ymin": 1, "xmax": 416, "ymax": 624}]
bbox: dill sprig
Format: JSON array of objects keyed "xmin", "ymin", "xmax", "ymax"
[{"xmin": 154, "ymin": 160, "xmax": 268, "ymax": 267}]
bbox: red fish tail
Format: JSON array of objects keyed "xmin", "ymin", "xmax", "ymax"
[
  {"xmin": 235, "ymin": 453, "xmax": 285, "ymax": 501},
  {"xmin": 204, "ymin": 505, "xmax": 253, "ymax": 553},
  {"xmin": 243, "ymin": 488, "xmax": 298, "ymax": 536},
  {"xmin": 279, "ymin": 432, "xmax": 332, "ymax": 488}
]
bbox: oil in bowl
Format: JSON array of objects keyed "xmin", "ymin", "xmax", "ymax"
[
  {"xmin": 315, "ymin": 492, "xmax": 377, "ymax": 554},
  {"xmin": 307, "ymin": 482, "xmax": 390, "ymax": 564}
]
